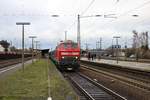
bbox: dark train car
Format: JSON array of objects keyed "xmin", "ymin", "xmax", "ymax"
[
  {"xmin": 50, "ymin": 40, "xmax": 80, "ymax": 71},
  {"xmin": 0, "ymin": 52, "xmax": 31, "ymax": 60}
]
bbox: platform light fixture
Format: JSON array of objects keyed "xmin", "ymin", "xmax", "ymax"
[
  {"xmin": 29, "ymin": 36, "xmax": 37, "ymax": 64},
  {"xmin": 16, "ymin": 22, "xmax": 30, "ymax": 72}
]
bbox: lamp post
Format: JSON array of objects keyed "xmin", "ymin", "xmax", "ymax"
[
  {"xmin": 113, "ymin": 36, "xmax": 120, "ymax": 64},
  {"xmin": 29, "ymin": 36, "xmax": 37, "ymax": 63},
  {"xmin": 16, "ymin": 22, "xmax": 30, "ymax": 72},
  {"xmin": 35, "ymin": 41, "xmax": 40, "ymax": 50},
  {"xmin": 35, "ymin": 41, "xmax": 40, "ymax": 59}
]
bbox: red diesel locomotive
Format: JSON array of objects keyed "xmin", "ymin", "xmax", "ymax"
[{"xmin": 50, "ymin": 40, "xmax": 80, "ymax": 71}]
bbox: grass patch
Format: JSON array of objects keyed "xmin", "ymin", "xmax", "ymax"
[
  {"xmin": 48, "ymin": 60, "xmax": 78, "ymax": 100},
  {"xmin": 0, "ymin": 59, "xmax": 78, "ymax": 100},
  {"xmin": 0, "ymin": 60, "xmax": 48, "ymax": 100}
]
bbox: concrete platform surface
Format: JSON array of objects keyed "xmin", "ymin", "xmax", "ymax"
[{"xmin": 81, "ymin": 57, "xmax": 150, "ymax": 72}]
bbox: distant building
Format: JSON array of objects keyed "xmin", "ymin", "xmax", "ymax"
[{"xmin": 0, "ymin": 44, "xmax": 5, "ymax": 52}]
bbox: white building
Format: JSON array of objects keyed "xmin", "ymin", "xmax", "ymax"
[{"xmin": 0, "ymin": 45, "xmax": 5, "ymax": 52}]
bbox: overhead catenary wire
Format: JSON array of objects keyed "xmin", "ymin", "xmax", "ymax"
[
  {"xmin": 118, "ymin": 0, "xmax": 150, "ymax": 18},
  {"xmin": 65, "ymin": 0, "xmax": 150, "ymax": 48},
  {"xmin": 92, "ymin": 0, "xmax": 150, "ymax": 37},
  {"xmin": 65, "ymin": 0, "xmax": 150, "ymax": 40},
  {"xmin": 64, "ymin": 0, "xmax": 96, "ymax": 33},
  {"xmin": 105, "ymin": 0, "xmax": 150, "ymax": 23},
  {"xmin": 80, "ymin": 0, "xmax": 96, "ymax": 16}
]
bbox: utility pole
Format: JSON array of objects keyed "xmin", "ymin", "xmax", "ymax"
[
  {"xmin": 112, "ymin": 38, "xmax": 114, "ymax": 57},
  {"xmin": 96, "ymin": 42, "xmax": 98, "ymax": 50},
  {"xmin": 113, "ymin": 36, "xmax": 120, "ymax": 64},
  {"xmin": 65, "ymin": 31, "xmax": 67, "ymax": 41},
  {"xmin": 99, "ymin": 37, "xmax": 102, "ymax": 50},
  {"xmin": 124, "ymin": 40, "xmax": 127, "ymax": 61},
  {"xmin": 77, "ymin": 14, "xmax": 102, "ymax": 49},
  {"xmin": 29, "ymin": 36, "xmax": 37, "ymax": 63},
  {"xmin": 96, "ymin": 38, "xmax": 102, "ymax": 50},
  {"xmin": 16, "ymin": 22, "xmax": 30, "ymax": 72},
  {"xmin": 85, "ymin": 43, "xmax": 90, "ymax": 51},
  {"xmin": 96, "ymin": 41, "xmax": 99, "ymax": 50},
  {"xmin": 77, "ymin": 14, "xmax": 81, "ymax": 48},
  {"xmin": 99, "ymin": 37, "xmax": 102, "ymax": 58}
]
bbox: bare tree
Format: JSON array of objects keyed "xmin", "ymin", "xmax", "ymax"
[
  {"xmin": 140, "ymin": 31, "xmax": 149, "ymax": 50},
  {"xmin": 0, "ymin": 40, "xmax": 10, "ymax": 52}
]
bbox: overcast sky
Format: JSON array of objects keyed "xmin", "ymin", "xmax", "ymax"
[{"xmin": 0, "ymin": 0, "xmax": 150, "ymax": 49}]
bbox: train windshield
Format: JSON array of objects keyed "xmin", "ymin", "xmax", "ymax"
[{"xmin": 63, "ymin": 43, "xmax": 78, "ymax": 48}]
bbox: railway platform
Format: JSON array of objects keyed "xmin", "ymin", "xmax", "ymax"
[{"xmin": 81, "ymin": 57, "xmax": 150, "ymax": 72}]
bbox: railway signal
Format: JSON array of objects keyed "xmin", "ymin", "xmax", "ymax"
[{"xmin": 113, "ymin": 36, "xmax": 121, "ymax": 64}]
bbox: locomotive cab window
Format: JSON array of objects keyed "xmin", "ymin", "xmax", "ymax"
[
  {"xmin": 72, "ymin": 43, "xmax": 78, "ymax": 48},
  {"xmin": 63, "ymin": 43, "xmax": 78, "ymax": 48},
  {"xmin": 63, "ymin": 43, "xmax": 68, "ymax": 48}
]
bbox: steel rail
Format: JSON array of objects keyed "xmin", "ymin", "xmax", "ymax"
[
  {"xmin": 81, "ymin": 64, "xmax": 150, "ymax": 91},
  {"xmin": 66, "ymin": 72, "xmax": 126, "ymax": 100},
  {"xmin": 0, "ymin": 57, "xmax": 32, "ymax": 69},
  {"xmin": 79, "ymin": 73, "xmax": 127, "ymax": 100},
  {"xmin": 68, "ymin": 74, "xmax": 95, "ymax": 100}
]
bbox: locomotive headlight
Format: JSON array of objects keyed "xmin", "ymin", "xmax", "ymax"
[
  {"xmin": 75, "ymin": 56, "xmax": 78, "ymax": 59},
  {"xmin": 62, "ymin": 56, "xmax": 65, "ymax": 59}
]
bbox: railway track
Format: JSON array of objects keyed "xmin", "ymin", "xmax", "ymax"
[
  {"xmin": 64, "ymin": 72, "xmax": 126, "ymax": 100},
  {"xmin": 0, "ymin": 57, "xmax": 32, "ymax": 69},
  {"xmin": 80, "ymin": 61, "xmax": 150, "ymax": 91}
]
